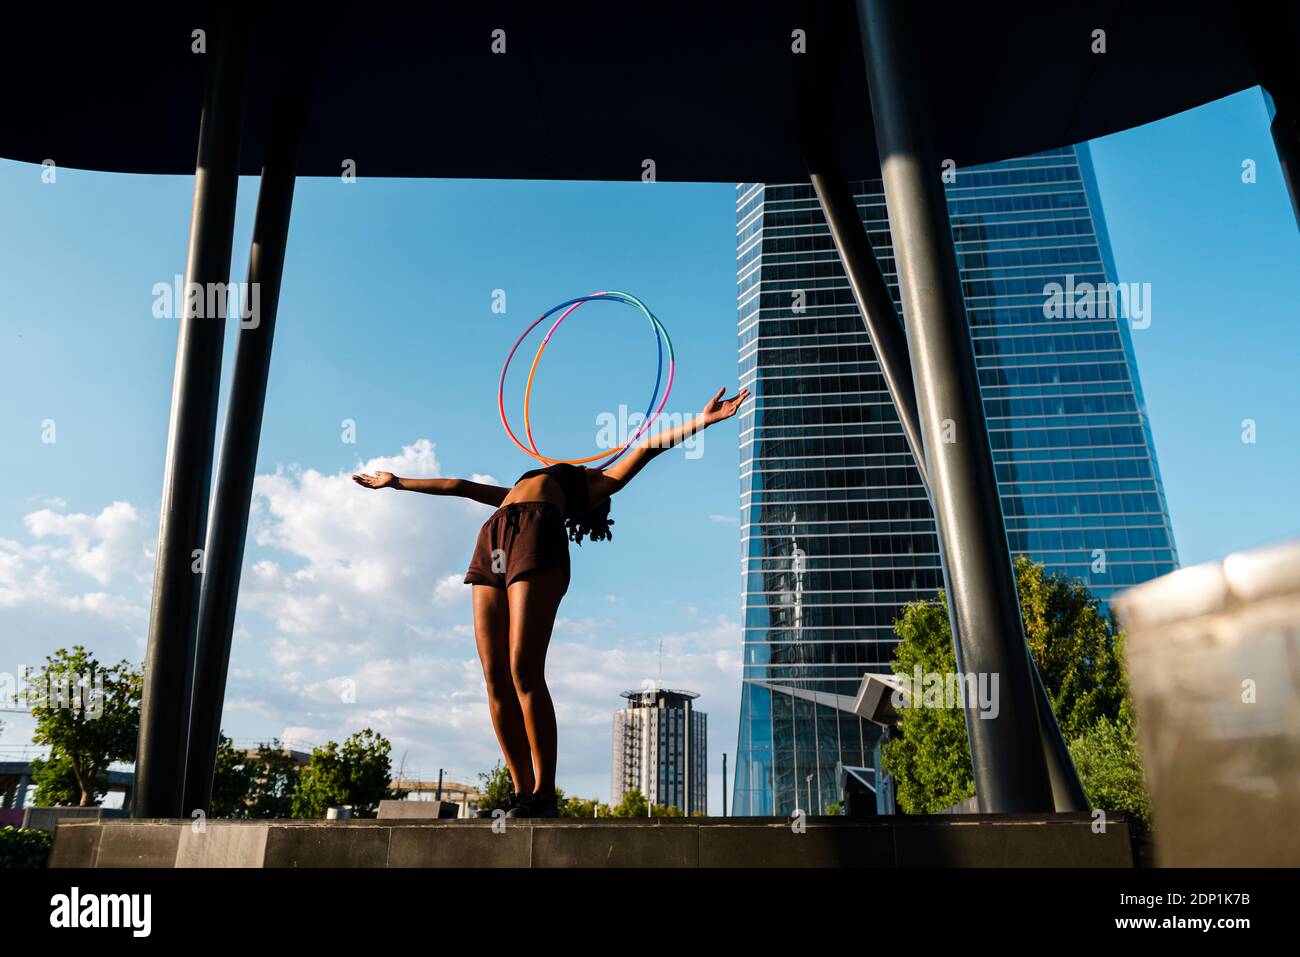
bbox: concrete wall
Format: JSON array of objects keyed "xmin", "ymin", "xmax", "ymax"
[{"xmin": 49, "ymin": 813, "xmax": 1135, "ymax": 868}]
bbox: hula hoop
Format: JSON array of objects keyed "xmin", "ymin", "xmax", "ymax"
[{"xmin": 498, "ymin": 290, "xmax": 674, "ymax": 468}]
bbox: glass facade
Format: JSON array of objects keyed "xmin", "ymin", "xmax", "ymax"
[{"xmin": 732, "ymin": 144, "xmax": 1179, "ymax": 816}]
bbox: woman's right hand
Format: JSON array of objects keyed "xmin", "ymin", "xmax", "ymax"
[{"xmin": 352, "ymin": 470, "xmax": 398, "ymax": 490}]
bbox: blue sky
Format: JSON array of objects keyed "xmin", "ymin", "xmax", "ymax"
[{"xmin": 1, "ymin": 87, "xmax": 1296, "ymax": 811}]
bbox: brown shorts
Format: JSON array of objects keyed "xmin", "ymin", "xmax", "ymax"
[{"xmin": 464, "ymin": 501, "xmax": 570, "ymax": 592}]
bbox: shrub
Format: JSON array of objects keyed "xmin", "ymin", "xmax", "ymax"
[{"xmin": 0, "ymin": 826, "xmax": 53, "ymax": 868}]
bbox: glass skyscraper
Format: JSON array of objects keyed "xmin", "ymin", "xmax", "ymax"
[{"xmin": 733, "ymin": 144, "xmax": 1179, "ymax": 817}]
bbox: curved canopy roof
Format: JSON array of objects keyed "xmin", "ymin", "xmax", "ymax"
[{"xmin": 0, "ymin": 1, "xmax": 1262, "ymax": 182}]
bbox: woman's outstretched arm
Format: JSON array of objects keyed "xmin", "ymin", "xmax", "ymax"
[
  {"xmin": 352, "ymin": 470, "xmax": 509, "ymax": 507},
  {"xmin": 589, "ymin": 386, "xmax": 749, "ymax": 499}
]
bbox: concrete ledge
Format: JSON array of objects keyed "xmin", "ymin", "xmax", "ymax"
[
  {"xmin": 176, "ymin": 822, "xmax": 270, "ymax": 868},
  {"xmin": 49, "ymin": 814, "xmax": 1134, "ymax": 868},
  {"xmin": 95, "ymin": 822, "xmax": 181, "ymax": 868},
  {"xmin": 377, "ymin": 800, "xmax": 461, "ymax": 820},
  {"xmin": 22, "ymin": 806, "xmax": 130, "ymax": 833}
]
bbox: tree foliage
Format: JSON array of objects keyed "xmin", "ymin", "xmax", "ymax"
[
  {"xmin": 30, "ymin": 751, "xmax": 107, "ymax": 807},
  {"xmin": 881, "ymin": 557, "xmax": 1150, "ymax": 826},
  {"xmin": 609, "ymin": 788, "xmax": 684, "ymax": 818},
  {"xmin": 208, "ymin": 734, "xmax": 259, "ymax": 819},
  {"xmin": 0, "ymin": 826, "xmax": 53, "ymax": 868},
  {"xmin": 291, "ymin": 729, "xmax": 398, "ymax": 818},
  {"xmin": 1069, "ymin": 715, "xmax": 1151, "ymax": 833},
  {"xmin": 558, "ymin": 792, "xmax": 608, "ymax": 818},
  {"xmin": 28, "ymin": 647, "xmax": 141, "ymax": 807},
  {"xmin": 1015, "ymin": 557, "xmax": 1129, "ymax": 740},
  {"xmin": 247, "ymin": 741, "xmax": 304, "ymax": 818},
  {"xmin": 475, "ymin": 761, "xmax": 515, "ymax": 811},
  {"xmin": 879, "ymin": 599, "xmax": 974, "ymax": 814}
]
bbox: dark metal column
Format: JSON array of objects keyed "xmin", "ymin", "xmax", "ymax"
[
  {"xmin": 134, "ymin": 7, "xmax": 251, "ymax": 818},
  {"xmin": 807, "ymin": 151, "xmax": 927, "ymax": 490},
  {"xmin": 855, "ymin": 0, "xmax": 1053, "ymax": 812},
  {"xmin": 183, "ymin": 101, "xmax": 305, "ymax": 814},
  {"xmin": 808, "ymin": 152, "xmax": 1087, "ymax": 811}
]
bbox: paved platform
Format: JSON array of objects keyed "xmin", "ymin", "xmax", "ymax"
[{"xmin": 49, "ymin": 814, "xmax": 1133, "ymax": 868}]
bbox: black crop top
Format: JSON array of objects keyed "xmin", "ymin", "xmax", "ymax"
[{"xmin": 516, "ymin": 463, "xmax": 590, "ymax": 519}]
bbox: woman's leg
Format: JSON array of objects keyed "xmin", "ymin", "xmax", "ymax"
[
  {"xmin": 506, "ymin": 566, "xmax": 566, "ymax": 796},
  {"xmin": 472, "ymin": 583, "xmax": 534, "ymax": 796}
]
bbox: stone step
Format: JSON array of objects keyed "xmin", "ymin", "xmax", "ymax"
[{"xmin": 49, "ymin": 814, "xmax": 1134, "ymax": 868}]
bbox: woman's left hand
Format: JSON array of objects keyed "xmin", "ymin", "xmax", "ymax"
[{"xmin": 700, "ymin": 386, "xmax": 750, "ymax": 426}]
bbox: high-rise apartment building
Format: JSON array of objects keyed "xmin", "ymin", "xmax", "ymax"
[{"xmin": 612, "ymin": 688, "xmax": 707, "ymax": 814}]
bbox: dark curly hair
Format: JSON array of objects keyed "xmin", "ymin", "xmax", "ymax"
[{"xmin": 565, "ymin": 496, "xmax": 614, "ymax": 545}]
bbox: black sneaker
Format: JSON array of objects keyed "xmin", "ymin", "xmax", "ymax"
[
  {"xmin": 506, "ymin": 791, "xmax": 559, "ymax": 819},
  {"xmin": 475, "ymin": 790, "xmax": 524, "ymax": 818}
]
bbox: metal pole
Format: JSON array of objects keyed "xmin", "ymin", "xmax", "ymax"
[
  {"xmin": 856, "ymin": 0, "xmax": 1053, "ymax": 812},
  {"xmin": 722, "ymin": 752, "xmax": 727, "ymax": 817},
  {"xmin": 182, "ymin": 96, "xmax": 305, "ymax": 814},
  {"xmin": 134, "ymin": 5, "xmax": 250, "ymax": 819},
  {"xmin": 435, "ymin": 768, "xmax": 444, "ymax": 802},
  {"xmin": 808, "ymin": 153, "xmax": 1087, "ymax": 811},
  {"xmin": 807, "ymin": 151, "xmax": 927, "ymax": 491}
]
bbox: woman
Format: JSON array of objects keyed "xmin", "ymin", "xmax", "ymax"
[{"xmin": 352, "ymin": 386, "xmax": 748, "ymax": 817}]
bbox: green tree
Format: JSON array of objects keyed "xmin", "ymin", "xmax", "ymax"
[
  {"xmin": 0, "ymin": 827, "xmax": 53, "ymax": 868},
  {"xmin": 209, "ymin": 734, "xmax": 259, "ymax": 819},
  {"xmin": 609, "ymin": 789, "xmax": 686, "ymax": 818},
  {"xmin": 879, "ymin": 599, "xmax": 973, "ymax": 813},
  {"xmin": 30, "ymin": 751, "xmax": 106, "ymax": 807},
  {"xmin": 612, "ymin": 789, "xmax": 649, "ymax": 818},
  {"xmin": 881, "ymin": 558, "xmax": 1150, "ymax": 821},
  {"xmin": 1069, "ymin": 714, "xmax": 1151, "ymax": 834},
  {"xmin": 558, "ymin": 792, "xmax": 611, "ymax": 818},
  {"xmin": 1015, "ymin": 557, "xmax": 1129, "ymax": 740},
  {"xmin": 205, "ymin": 737, "xmax": 307, "ymax": 819},
  {"xmin": 248, "ymin": 741, "xmax": 303, "ymax": 818},
  {"xmin": 28, "ymin": 647, "xmax": 141, "ymax": 807},
  {"xmin": 475, "ymin": 761, "xmax": 515, "ymax": 811},
  {"xmin": 291, "ymin": 729, "xmax": 399, "ymax": 819}
]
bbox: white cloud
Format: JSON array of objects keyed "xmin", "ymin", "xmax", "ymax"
[
  {"xmin": 60, "ymin": 591, "xmax": 148, "ymax": 626},
  {"xmin": 240, "ymin": 439, "xmax": 495, "ymax": 665},
  {"xmin": 23, "ymin": 500, "xmax": 152, "ymax": 587},
  {"xmin": 0, "ymin": 440, "xmax": 744, "ymax": 805},
  {"xmin": 0, "ymin": 502, "xmax": 151, "ymax": 627},
  {"xmin": 431, "ymin": 574, "xmax": 468, "ymax": 607}
]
